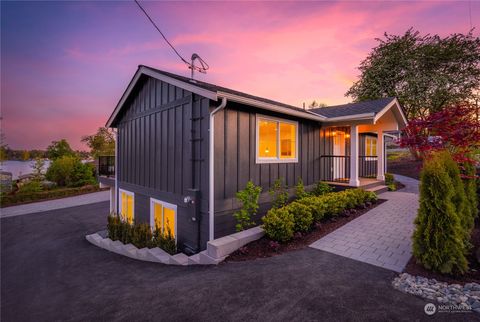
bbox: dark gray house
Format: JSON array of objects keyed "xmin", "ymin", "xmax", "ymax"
[{"xmin": 99, "ymin": 65, "xmax": 407, "ymax": 254}]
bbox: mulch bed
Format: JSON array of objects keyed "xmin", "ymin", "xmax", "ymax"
[
  {"xmin": 226, "ymin": 199, "xmax": 387, "ymax": 262},
  {"xmin": 394, "ymin": 181, "xmax": 406, "ymax": 191},
  {"xmin": 405, "ymin": 222, "xmax": 480, "ymax": 284}
]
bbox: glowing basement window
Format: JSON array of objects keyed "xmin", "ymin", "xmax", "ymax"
[
  {"xmin": 257, "ymin": 116, "xmax": 298, "ymax": 163},
  {"xmin": 119, "ymin": 189, "xmax": 134, "ymax": 224},
  {"xmin": 150, "ymin": 199, "xmax": 177, "ymax": 238}
]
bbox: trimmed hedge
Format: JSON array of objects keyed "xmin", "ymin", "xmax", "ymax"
[
  {"xmin": 107, "ymin": 214, "xmax": 177, "ymax": 255},
  {"xmin": 262, "ymin": 188, "xmax": 377, "ymax": 242},
  {"xmin": 1, "ymin": 185, "xmax": 102, "ymax": 207}
]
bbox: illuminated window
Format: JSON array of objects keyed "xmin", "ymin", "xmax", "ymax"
[
  {"xmin": 365, "ymin": 136, "xmax": 377, "ymax": 157},
  {"xmin": 257, "ymin": 116, "xmax": 298, "ymax": 163},
  {"xmin": 150, "ymin": 199, "xmax": 177, "ymax": 238},
  {"xmin": 119, "ymin": 189, "xmax": 134, "ymax": 224}
]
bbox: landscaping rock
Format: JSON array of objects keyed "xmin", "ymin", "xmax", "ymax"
[{"xmin": 392, "ymin": 273, "xmax": 480, "ymax": 313}]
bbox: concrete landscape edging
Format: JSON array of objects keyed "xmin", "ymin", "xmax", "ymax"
[{"xmin": 85, "ymin": 225, "xmax": 265, "ymax": 265}]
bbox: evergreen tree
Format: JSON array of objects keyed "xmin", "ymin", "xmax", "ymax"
[
  {"xmin": 439, "ymin": 151, "xmax": 472, "ymax": 249},
  {"xmin": 412, "ymin": 152, "xmax": 468, "ymax": 274}
]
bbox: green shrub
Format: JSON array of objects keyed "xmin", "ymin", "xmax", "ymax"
[
  {"xmin": 412, "ymin": 152, "xmax": 468, "ymax": 274},
  {"xmin": 464, "ymin": 160, "xmax": 478, "ymax": 220},
  {"xmin": 262, "ymin": 208, "xmax": 295, "ymax": 242},
  {"xmin": 153, "ymin": 225, "xmax": 177, "ymax": 255},
  {"xmin": 311, "ymin": 181, "xmax": 333, "ymax": 196},
  {"xmin": 269, "ymin": 177, "xmax": 289, "ymax": 209},
  {"xmin": 295, "ymin": 177, "xmax": 308, "ymax": 200},
  {"xmin": 46, "ymin": 156, "xmax": 96, "ymax": 187},
  {"xmin": 296, "ymin": 196, "xmax": 327, "ymax": 222},
  {"xmin": 234, "ymin": 181, "xmax": 262, "ymax": 231},
  {"xmin": 385, "ymin": 173, "xmax": 395, "ymax": 186},
  {"xmin": 18, "ymin": 181, "xmax": 43, "ymax": 193},
  {"xmin": 285, "ymin": 201, "xmax": 313, "ymax": 232},
  {"xmin": 106, "ymin": 214, "xmax": 177, "ymax": 254}
]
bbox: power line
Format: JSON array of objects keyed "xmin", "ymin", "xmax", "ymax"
[{"xmin": 134, "ymin": 0, "xmax": 189, "ymax": 65}]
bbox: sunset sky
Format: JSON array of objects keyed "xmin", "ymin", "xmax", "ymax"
[{"xmin": 1, "ymin": 1, "xmax": 479, "ymax": 150}]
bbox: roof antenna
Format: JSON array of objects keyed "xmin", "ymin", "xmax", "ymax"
[{"xmin": 189, "ymin": 53, "xmax": 209, "ymax": 81}]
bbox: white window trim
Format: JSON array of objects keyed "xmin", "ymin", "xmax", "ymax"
[
  {"xmin": 364, "ymin": 135, "xmax": 377, "ymax": 161},
  {"xmin": 119, "ymin": 189, "xmax": 134, "ymax": 222},
  {"xmin": 255, "ymin": 114, "xmax": 299, "ymax": 164},
  {"xmin": 149, "ymin": 198, "xmax": 178, "ymax": 240}
]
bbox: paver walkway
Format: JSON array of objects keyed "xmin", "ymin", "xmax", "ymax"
[
  {"xmin": 0, "ymin": 190, "xmax": 110, "ymax": 218},
  {"xmin": 310, "ymin": 174, "xmax": 419, "ymax": 272}
]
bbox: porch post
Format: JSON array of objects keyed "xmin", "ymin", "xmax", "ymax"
[
  {"xmin": 349, "ymin": 125, "xmax": 360, "ymax": 187},
  {"xmin": 377, "ymin": 130, "xmax": 385, "ymax": 181}
]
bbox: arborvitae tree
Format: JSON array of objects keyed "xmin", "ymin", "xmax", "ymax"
[
  {"xmin": 413, "ymin": 152, "xmax": 468, "ymax": 274},
  {"xmin": 439, "ymin": 151, "xmax": 472, "ymax": 248},
  {"xmin": 464, "ymin": 159, "xmax": 478, "ymax": 222}
]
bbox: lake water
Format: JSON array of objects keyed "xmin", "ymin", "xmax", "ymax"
[{"xmin": 0, "ymin": 160, "xmax": 51, "ymax": 180}]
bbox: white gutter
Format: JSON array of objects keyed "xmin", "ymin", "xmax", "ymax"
[
  {"xmin": 114, "ymin": 129, "xmax": 118, "ymax": 214},
  {"xmin": 209, "ymin": 97, "xmax": 227, "ymax": 241},
  {"xmin": 322, "ymin": 112, "xmax": 375, "ymax": 122}
]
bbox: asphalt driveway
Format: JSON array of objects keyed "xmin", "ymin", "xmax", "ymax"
[{"xmin": 1, "ymin": 202, "xmax": 476, "ymax": 321}]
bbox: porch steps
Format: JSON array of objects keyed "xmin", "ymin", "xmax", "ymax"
[{"xmin": 360, "ymin": 180, "xmax": 386, "ymax": 190}]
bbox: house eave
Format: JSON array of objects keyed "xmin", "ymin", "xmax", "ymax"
[{"xmin": 217, "ymin": 91, "xmax": 327, "ymax": 122}]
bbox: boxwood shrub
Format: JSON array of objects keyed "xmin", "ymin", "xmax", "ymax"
[
  {"xmin": 262, "ymin": 208, "xmax": 295, "ymax": 242},
  {"xmin": 262, "ymin": 188, "xmax": 378, "ymax": 242},
  {"xmin": 285, "ymin": 201, "xmax": 313, "ymax": 232}
]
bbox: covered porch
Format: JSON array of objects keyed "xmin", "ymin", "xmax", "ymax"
[{"xmin": 316, "ymin": 98, "xmax": 407, "ymax": 187}]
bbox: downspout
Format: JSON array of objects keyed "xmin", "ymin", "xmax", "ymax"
[
  {"xmin": 114, "ymin": 128, "xmax": 118, "ymax": 214},
  {"xmin": 209, "ymin": 96, "xmax": 227, "ymax": 241}
]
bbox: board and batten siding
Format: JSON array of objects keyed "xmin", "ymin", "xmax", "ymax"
[
  {"xmin": 116, "ymin": 75, "xmax": 210, "ymax": 250},
  {"xmin": 212, "ymin": 102, "xmax": 331, "ymax": 238}
]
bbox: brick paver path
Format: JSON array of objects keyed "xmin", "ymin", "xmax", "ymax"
[{"xmin": 310, "ymin": 174, "xmax": 419, "ymax": 272}]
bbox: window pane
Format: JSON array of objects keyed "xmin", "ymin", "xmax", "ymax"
[
  {"xmin": 279, "ymin": 122, "xmax": 296, "ymax": 159},
  {"xmin": 163, "ymin": 207, "xmax": 176, "ymax": 237},
  {"xmin": 153, "ymin": 203, "xmax": 163, "ymax": 230},
  {"xmin": 126, "ymin": 195, "xmax": 134, "ymax": 224},
  {"xmin": 372, "ymin": 139, "xmax": 377, "ymax": 156},
  {"xmin": 258, "ymin": 120, "xmax": 277, "ymax": 158}
]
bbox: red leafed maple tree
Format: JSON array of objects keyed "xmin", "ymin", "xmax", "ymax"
[{"xmin": 400, "ymin": 102, "xmax": 480, "ymax": 169}]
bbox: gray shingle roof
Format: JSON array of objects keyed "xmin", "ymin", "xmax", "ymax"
[
  {"xmin": 309, "ymin": 97, "xmax": 396, "ymax": 118},
  {"xmin": 141, "ymin": 65, "xmax": 311, "ymax": 115}
]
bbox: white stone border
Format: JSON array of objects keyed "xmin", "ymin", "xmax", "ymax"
[{"xmin": 85, "ymin": 226, "xmax": 264, "ymax": 265}]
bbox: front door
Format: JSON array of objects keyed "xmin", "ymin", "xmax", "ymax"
[{"xmin": 333, "ymin": 131, "xmax": 346, "ymax": 180}]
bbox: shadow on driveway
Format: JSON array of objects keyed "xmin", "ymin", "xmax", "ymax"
[{"xmin": 1, "ymin": 202, "xmax": 476, "ymax": 321}]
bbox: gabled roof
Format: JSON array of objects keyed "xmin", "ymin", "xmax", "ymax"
[
  {"xmin": 106, "ymin": 65, "xmax": 326, "ymax": 127},
  {"xmin": 310, "ymin": 97, "xmax": 396, "ymax": 118},
  {"xmin": 106, "ymin": 65, "xmax": 407, "ymax": 129}
]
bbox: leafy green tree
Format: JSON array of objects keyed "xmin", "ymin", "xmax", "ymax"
[
  {"xmin": 81, "ymin": 127, "xmax": 115, "ymax": 158},
  {"xmin": 412, "ymin": 152, "xmax": 468, "ymax": 274},
  {"xmin": 46, "ymin": 139, "xmax": 75, "ymax": 160},
  {"xmin": 346, "ymin": 29, "xmax": 480, "ymax": 120},
  {"xmin": 234, "ymin": 181, "xmax": 262, "ymax": 231},
  {"xmin": 0, "ymin": 130, "xmax": 8, "ymax": 162},
  {"xmin": 46, "ymin": 155, "xmax": 96, "ymax": 187}
]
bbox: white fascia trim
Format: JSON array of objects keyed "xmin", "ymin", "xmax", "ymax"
[
  {"xmin": 217, "ymin": 91, "xmax": 326, "ymax": 122},
  {"xmin": 373, "ymin": 98, "xmax": 408, "ymax": 128},
  {"xmin": 106, "ymin": 66, "xmax": 217, "ymax": 127},
  {"xmin": 323, "ymin": 113, "xmax": 375, "ymax": 123}
]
